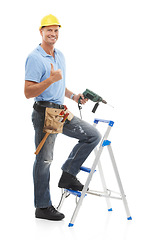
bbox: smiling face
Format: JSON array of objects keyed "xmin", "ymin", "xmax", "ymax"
[{"xmin": 40, "ymin": 25, "xmax": 59, "ymax": 46}]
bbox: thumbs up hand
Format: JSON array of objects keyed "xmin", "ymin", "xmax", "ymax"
[{"xmin": 50, "ymin": 63, "xmax": 62, "ymax": 83}]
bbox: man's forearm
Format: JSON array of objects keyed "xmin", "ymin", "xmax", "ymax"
[
  {"xmin": 25, "ymin": 63, "xmax": 63, "ymax": 99},
  {"xmin": 65, "ymin": 88, "xmax": 87, "ymax": 104},
  {"xmin": 24, "ymin": 77, "xmax": 53, "ymax": 99},
  {"xmin": 65, "ymin": 88, "xmax": 75, "ymax": 100}
]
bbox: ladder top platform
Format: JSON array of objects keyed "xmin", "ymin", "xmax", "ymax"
[{"xmin": 94, "ymin": 118, "xmax": 114, "ymax": 126}]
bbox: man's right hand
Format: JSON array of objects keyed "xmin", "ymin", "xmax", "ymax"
[{"xmin": 50, "ymin": 63, "xmax": 62, "ymax": 83}]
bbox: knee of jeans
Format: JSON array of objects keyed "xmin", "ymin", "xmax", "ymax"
[
  {"xmin": 44, "ymin": 159, "xmax": 53, "ymax": 164},
  {"xmin": 42, "ymin": 148, "xmax": 53, "ymax": 164},
  {"xmin": 90, "ymin": 130, "xmax": 102, "ymax": 146},
  {"xmin": 35, "ymin": 152, "xmax": 53, "ymax": 166},
  {"xmin": 42, "ymin": 134, "xmax": 56, "ymax": 163},
  {"xmin": 43, "ymin": 149, "xmax": 53, "ymax": 164}
]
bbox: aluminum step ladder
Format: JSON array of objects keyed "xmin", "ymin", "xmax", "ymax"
[{"xmin": 57, "ymin": 118, "xmax": 132, "ymax": 227}]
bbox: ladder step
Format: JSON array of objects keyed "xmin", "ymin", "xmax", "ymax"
[
  {"xmin": 108, "ymin": 208, "xmax": 113, "ymax": 211},
  {"xmin": 102, "ymin": 140, "xmax": 111, "ymax": 147},
  {"xmin": 68, "ymin": 223, "xmax": 74, "ymax": 227},
  {"xmin": 64, "ymin": 189, "xmax": 87, "ymax": 198},
  {"xmin": 80, "ymin": 166, "xmax": 96, "ymax": 173}
]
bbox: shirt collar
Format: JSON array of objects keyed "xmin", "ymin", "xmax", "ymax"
[{"xmin": 37, "ymin": 44, "xmax": 57, "ymax": 57}]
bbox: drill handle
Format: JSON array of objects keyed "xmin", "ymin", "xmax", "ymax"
[
  {"xmin": 78, "ymin": 94, "xmax": 88, "ymax": 104},
  {"xmin": 92, "ymin": 102, "xmax": 99, "ymax": 113},
  {"xmin": 78, "ymin": 97, "xmax": 82, "ymax": 104}
]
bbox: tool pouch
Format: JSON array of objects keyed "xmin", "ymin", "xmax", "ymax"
[
  {"xmin": 43, "ymin": 107, "xmax": 74, "ymax": 134},
  {"xmin": 34, "ymin": 106, "xmax": 74, "ymax": 155}
]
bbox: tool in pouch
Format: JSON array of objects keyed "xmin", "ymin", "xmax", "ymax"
[
  {"xmin": 34, "ymin": 105, "xmax": 74, "ymax": 155},
  {"xmin": 78, "ymin": 89, "xmax": 114, "ymax": 118}
]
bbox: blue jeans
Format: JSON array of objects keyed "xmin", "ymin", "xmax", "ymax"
[{"xmin": 32, "ymin": 109, "xmax": 101, "ymax": 208}]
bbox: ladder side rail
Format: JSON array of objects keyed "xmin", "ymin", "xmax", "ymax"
[
  {"xmin": 95, "ymin": 146, "xmax": 112, "ymax": 209},
  {"xmin": 69, "ymin": 126, "xmax": 112, "ymax": 226},
  {"xmin": 107, "ymin": 145, "xmax": 132, "ymax": 219},
  {"xmin": 94, "ymin": 122, "xmax": 113, "ymax": 210},
  {"xmin": 57, "ymin": 190, "xmax": 68, "ymax": 211},
  {"xmin": 97, "ymin": 160, "xmax": 112, "ymax": 210}
]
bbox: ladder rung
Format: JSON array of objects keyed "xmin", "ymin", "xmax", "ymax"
[
  {"xmin": 64, "ymin": 189, "xmax": 87, "ymax": 198},
  {"xmin": 80, "ymin": 166, "xmax": 96, "ymax": 173}
]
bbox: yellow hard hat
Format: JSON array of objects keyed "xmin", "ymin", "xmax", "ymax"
[{"xmin": 39, "ymin": 14, "xmax": 61, "ymax": 30}]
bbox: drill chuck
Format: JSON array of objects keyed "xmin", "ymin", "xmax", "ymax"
[{"xmin": 102, "ymin": 99, "xmax": 107, "ymax": 104}]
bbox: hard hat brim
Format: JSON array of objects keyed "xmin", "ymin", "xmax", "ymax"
[{"xmin": 39, "ymin": 23, "xmax": 61, "ymax": 30}]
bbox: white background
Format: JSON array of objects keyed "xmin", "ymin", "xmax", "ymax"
[{"xmin": 1, "ymin": 0, "xmax": 160, "ymax": 239}]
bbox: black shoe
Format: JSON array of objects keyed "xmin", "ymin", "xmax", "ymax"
[
  {"xmin": 35, "ymin": 205, "xmax": 65, "ymax": 221},
  {"xmin": 58, "ymin": 171, "xmax": 85, "ymax": 191}
]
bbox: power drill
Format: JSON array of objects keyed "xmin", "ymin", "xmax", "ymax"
[{"xmin": 78, "ymin": 89, "xmax": 109, "ymax": 114}]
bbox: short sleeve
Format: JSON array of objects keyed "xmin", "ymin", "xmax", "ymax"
[{"xmin": 25, "ymin": 54, "xmax": 44, "ymax": 83}]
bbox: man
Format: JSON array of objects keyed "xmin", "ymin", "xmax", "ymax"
[{"xmin": 24, "ymin": 14, "xmax": 101, "ymax": 221}]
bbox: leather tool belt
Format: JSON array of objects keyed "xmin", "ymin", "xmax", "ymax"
[{"xmin": 33, "ymin": 101, "xmax": 74, "ymax": 155}]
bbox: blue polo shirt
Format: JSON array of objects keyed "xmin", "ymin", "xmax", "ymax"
[{"xmin": 25, "ymin": 45, "xmax": 66, "ymax": 104}]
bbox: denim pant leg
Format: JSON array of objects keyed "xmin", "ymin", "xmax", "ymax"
[
  {"xmin": 32, "ymin": 110, "xmax": 57, "ymax": 208},
  {"xmin": 62, "ymin": 116, "xmax": 102, "ymax": 176}
]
